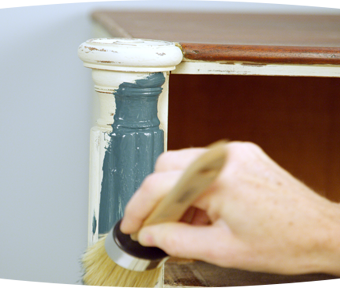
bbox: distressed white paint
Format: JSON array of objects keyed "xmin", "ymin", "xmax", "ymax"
[
  {"xmin": 88, "ymin": 127, "xmax": 110, "ymax": 245},
  {"xmin": 173, "ymin": 60, "xmax": 340, "ymax": 78},
  {"xmin": 79, "ymin": 38, "xmax": 182, "ymax": 287},
  {"xmin": 78, "ymin": 38, "xmax": 183, "ymax": 72}
]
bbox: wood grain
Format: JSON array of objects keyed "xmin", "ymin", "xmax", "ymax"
[
  {"xmin": 168, "ymin": 74, "xmax": 340, "ymax": 202},
  {"xmin": 92, "ymin": 11, "xmax": 340, "ymax": 65},
  {"xmin": 164, "ymin": 261, "xmax": 337, "ymax": 286}
]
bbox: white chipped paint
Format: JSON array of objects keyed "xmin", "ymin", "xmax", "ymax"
[
  {"xmin": 78, "ymin": 38, "xmax": 183, "ymax": 72},
  {"xmin": 173, "ymin": 60, "xmax": 340, "ymax": 78},
  {"xmin": 88, "ymin": 127, "xmax": 110, "ymax": 246}
]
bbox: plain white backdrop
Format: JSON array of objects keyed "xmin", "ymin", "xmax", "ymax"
[{"xmin": 0, "ymin": 0, "xmax": 339, "ymax": 285}]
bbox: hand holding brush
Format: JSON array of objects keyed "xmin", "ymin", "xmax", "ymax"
[
  {"xmin": 82, "ymin": 141, "xmax": 228, "ymax": 287},
  {"xmin": 122, "ymin": 141, "xmax": 340, "ymax": 277}
]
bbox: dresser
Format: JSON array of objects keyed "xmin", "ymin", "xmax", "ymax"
[{"xmin": 79, "ymin": 11, "xmax": 340, "ymax": 287}]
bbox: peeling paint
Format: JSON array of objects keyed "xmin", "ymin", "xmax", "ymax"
[
  {"xmin": 96, "ymin": 91, "xmax": 113, "ymax": 94},
  {"xmin": 241, "ymin": 63, "xmax": 267, "ymax": 67},
  {"xmin": 97, "ymin": 60, "xmax": 114, "ymax": 63},
  {"xmin": 219, "ymin": 62, "xmax": 236, "ymax": 65},
  {"xmin": 84, "ymin": 46, "xmax": 107, "ymax": 52}
]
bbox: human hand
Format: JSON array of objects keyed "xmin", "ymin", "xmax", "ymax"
[{"xmin": 120, "ymin": 142, "xmax": 340, "ymax": 276}]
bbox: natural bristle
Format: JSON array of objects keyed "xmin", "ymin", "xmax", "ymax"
[{"xmin": 82, "ymin": 234, "xmax": 162, "ymax": 287}]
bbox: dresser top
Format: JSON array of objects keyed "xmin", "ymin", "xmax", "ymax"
[{"xmin": 92, "ymin": 11, "xmax": 340, "ymax": 65}]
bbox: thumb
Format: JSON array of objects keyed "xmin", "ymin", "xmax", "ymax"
[{"xmin": 137, "ymin": 221, "xmax": 236, "ymax": 264}]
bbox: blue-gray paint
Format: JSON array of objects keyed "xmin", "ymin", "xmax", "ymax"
[
  {"xmin": 92, "ymin": 214, "xmax": 97, "ymax": 235},
  {"xmin": 98, "ymin": 73, "xmax": 165, "ymax": 234}
]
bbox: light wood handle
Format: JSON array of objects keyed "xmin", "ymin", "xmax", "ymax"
[{"xmin": 131, "ymin": 140, "xmax": 227, "ymax": 240}]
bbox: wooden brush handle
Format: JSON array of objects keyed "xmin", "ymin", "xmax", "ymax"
[{"xmin": 131, "ymin": 140, "xmax": 227, "ymax": 239}]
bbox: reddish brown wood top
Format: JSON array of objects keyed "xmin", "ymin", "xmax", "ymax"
[{"xmin": 92, "ymin": 11, "xmax": 340, "ymax": 65}]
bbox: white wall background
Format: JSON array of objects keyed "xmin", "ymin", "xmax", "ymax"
[{"xmin": 0, "ymin": 0, "xmax": 339, "ymax": 285}]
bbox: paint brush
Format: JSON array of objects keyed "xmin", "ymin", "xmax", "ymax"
[{"xmin": 82, "ymin": 141, "xmax": 227, "ymax": 287}]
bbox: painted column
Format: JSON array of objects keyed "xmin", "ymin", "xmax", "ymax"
[
  {"xmin": 78, "ymin": 38, "xmax": 183, "ymax": 246},
  {"xmin": 99, "ymin": 72, "xmax": 165, "ymax": 234}
]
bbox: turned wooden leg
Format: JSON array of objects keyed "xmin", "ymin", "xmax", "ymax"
[{"xmin": 78, "ymin": 38, "xmax": 182, "ymax": 247}]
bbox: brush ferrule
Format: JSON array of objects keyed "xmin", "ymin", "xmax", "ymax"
[{"xmin": 105, "ymin": 220, "xmax": 169, "ymax": 271}]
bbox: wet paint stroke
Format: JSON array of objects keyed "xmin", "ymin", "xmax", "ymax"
[
  {"xmin": 98, "ymin": 73, "xmax": 165, "ymax": 234},
  {"xmin": 92, "ymin": 213, "xmax": 97, "ymax": 235}
]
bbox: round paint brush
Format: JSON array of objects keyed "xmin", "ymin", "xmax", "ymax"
[
  {"xmin": 82, "ymin": 141, "xmax": 227, "ymax": 287},
  {"xmin": 105, "ymin": 219, "xmax": 169, "ymax": 272}
]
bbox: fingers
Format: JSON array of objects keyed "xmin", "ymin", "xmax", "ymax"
[
  {"xmin": 121, "ymin": 141, "xmax": 266, "ymax": 235},
  {"xmin": 155, "ymin": 148, "xmax": 206, "ymax": 172},
  {"xmin": 137, "ymin": 221, "xmax": 239, "ymax": 266},
  {"xmin": 120, "ymin": 170, "xmax": 183, "ymax": 234}
]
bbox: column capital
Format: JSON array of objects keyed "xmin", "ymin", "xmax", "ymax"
[{"xmin": 78, "ymin": 38, "xmax": 183, "ymax": 72}]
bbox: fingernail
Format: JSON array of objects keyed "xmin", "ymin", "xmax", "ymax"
[{"xmin": 138, "ymin": 229, "xmax": 155, "ymax": 246}]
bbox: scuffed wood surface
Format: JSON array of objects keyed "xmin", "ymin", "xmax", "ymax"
[
  {"xmin": 92, "ymin": 11, "xmax": 340, "ymax": 65},
  {"xmin": 181, "ymin": 43, "xmax": 340, "ymax": 65},
  {"xmin": 164, "ymin": 260, "xmax": 337, "ymax": 287}
]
